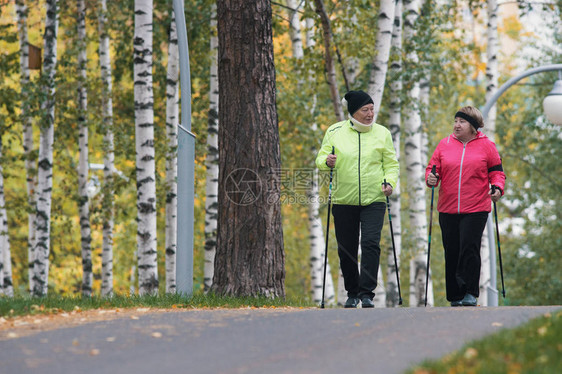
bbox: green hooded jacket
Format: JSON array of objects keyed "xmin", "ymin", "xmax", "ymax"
[{"xmin": 315, "ymin": 120, "xmax": 399, "ymax": 206}]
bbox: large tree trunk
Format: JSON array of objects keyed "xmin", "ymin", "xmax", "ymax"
[
  {"xmin": 32, "ymin": 0, "xmax": 58, "ymax": 297},
  {"xmin": 204, "ymin": 4, "xmax": 219, "ymax": 292},
  {"xmin": 386, "ymin": 0, "xmax": 403, "ymax": 308},
  {"xmin": 213, "ymin": 0, "xmax": 285, "ymax": 297},
  {"xmin": 134, "ymin": 0, "xmax": 158, "ymax": 295},
  {"xmin": 16, "ymin": 0, "xmax": 37, "ymax": 294},
  {"xmin": 165, "ymin": 11, "xmax": 179, "ymax": 294},
  {"xmin": 99, "ymin": 0, "xmax": 115, "ymax": 297},
  {"xmin": 404, "ymin": 0, "xmax": 433, "ymax": 307},
  {"xmin": 367, "ymin": 0, "xmax": 396, "ymax": 120},
  {"xmin": 77, "ymin": 0, "xmax": 92, "ymax": 297}
]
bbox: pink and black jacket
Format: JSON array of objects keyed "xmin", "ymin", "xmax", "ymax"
[{"xmin": 425, "ymin": 132, "xmax": 506, "ymax": 214}]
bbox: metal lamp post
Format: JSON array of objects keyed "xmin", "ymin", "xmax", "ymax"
[
  {"xmin": 173, "ymin": 0, "xmax": 196, "ymax": 296},
  {"xmin": 482, "ymin": 64, "xmax": 562, "ymax": 307}
]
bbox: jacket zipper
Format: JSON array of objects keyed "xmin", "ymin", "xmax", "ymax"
[
  {"xmin": 358, "ymin": 132, "xmax": 361, "ymax": 206},
  {"xmin": 456, "ymin": 137, "xmax": 478, "ymax": 213}
]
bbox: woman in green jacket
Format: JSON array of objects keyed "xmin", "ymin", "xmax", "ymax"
[{"xmin": 316, "ymin": 90, "xmax": 399, "ymax": 308}]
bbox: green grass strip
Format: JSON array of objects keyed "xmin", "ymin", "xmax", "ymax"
[
  {"xmin": 407, "ymin": 309, "xmax": 562, "ymax": 374},
  {"xmin": 0, "ymin": 293, "xmax": 315, "ymax": 317}
]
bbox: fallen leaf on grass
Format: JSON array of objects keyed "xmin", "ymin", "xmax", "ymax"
[{"xmin": 464, "ymin": 348, "xmax": 478, "ymax": 359}]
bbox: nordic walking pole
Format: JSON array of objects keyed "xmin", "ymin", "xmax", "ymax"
[
  {"xmin": 492, "ymin": 185, "xmax": 506, "ymax": 298},
  {"xmin": 425, "ymin": 165, "xmax": 437, "ymax": 307},
  {"xmin": 384, "ymin": 179, "xmax": 402, "ymax": 305},
  {"xmin": 321, "ymin": 146, "xmax": 335, "ymax": 309}
]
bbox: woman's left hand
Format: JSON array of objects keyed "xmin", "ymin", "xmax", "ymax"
[
  {"xmin": 382, "ymin": 183, "xmax": 393, "ymax": 197},
  {"xmin": 489, "ymin": 187, "xmax": 502, "ymax": 202}
]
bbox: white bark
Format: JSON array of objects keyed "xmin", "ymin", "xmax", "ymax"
[
  {"xmin": 135, "ymin": 0, "xmax": 158, "ymax": 295},
  {"xmin": 386, "ymin": 0, "xmax": 403, "ymax": 308},
  {"xmin": 373, "ymin": 267, "xmax": 386, "ymax": 307},
  {"xmin": 308, "ymin": 170, "xmax": 335, "ymax": 305},
  {"xmin": 203, "ymin": 4, "xmax": 219, "ymax": 292},
  {"xmin": 479, "ymin": 224, "xmax": 491, "ymax": 306},
  {"xmin": 404, "ymin": 0, "xmax": 433, "ymax": 307},
  {"xmin": 0, "ymin": 139, "xmax": 9, "ymax": 296},
  {"xmin": 287, "ymin": 0, "xmax": 303, "ymax": 59},
  {"xmin": 367, "ymin": 0, "xmax": 396, "ymax": 120},
  {"xmin": 165, "ymin": 12, "xmax": 179, "ymax": 294},
  {"xmin": 77, "ymin": 0, "xmax": 92, "ymax": 297},
  {"xmin": 99, "ymin": 0, "xmax": 114, "ymax": 297},
  {"xmin": 32, "ymin": 0, "xmax": 58, "ymax": 297},
  {"xmin": 16, "ymin": 0, "xmax": 37, "ymax": 294}
]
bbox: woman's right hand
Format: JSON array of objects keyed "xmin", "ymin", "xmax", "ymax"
[
  {"xmin": 326, "ymin": 154, "xmax": 337, "ymax": 168},
  {"xmin": 427, "ymin": 172, "xmax": 439, "ymax": 186}
]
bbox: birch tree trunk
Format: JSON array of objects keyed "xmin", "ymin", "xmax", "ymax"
[
  {"xmin": 313, "ymin": 0, "xmax": 344, "ymax": 121},
  {"xmin": 367, "ymin": 0, "xmax": 396, "ymax": 120},
  {"xmin": 479, "ymin": 0, "xmax": 500, "ymax": 305},
  {"xmin": 165, "ymin": 11, "xmax": 179, "ymax": 294},
  {"xmin": 485, "ymin": 0, "xmax": 499, "ymax": 140},
  {"xmin": 204, "ymin": 4, "xmax": 219, "ymax": 292},
  {"xmin": 16, "ymin": 0, "xmax": 37, "ymax": 294},
  {"xmin": 213, "ymin": 0, "xmax": 285, "ymax": 297},
  {"xmin": 99, "ymin": 0, "xmax": 115, "ymax": 297},
  {"xmin": 0, "ymin": 140, "xmax": 5, "ymax": 294},
  {"xmin": 386, "ymin": 0, "xmax": 403, "ymax": 307},
  {"xmin": 134, "ymin": 0, "xmax": 158, "ymax": 295},
  {"xmin": 404, "ymin": 0, "xmax": 433, "ymax": 307},
  {"xmin": 289, "ymin": 0, "xmax": 335, "ymax": 305},
  {"xmin": 77, "ymin": 0, "xmax": 92, "ymax": 297},
  {"xmin": 0, "ymin": 138, "xmax": 12, "ymax": 296},
  {"xmin": 32, "ymin": 0, "xmax": 58, "ymax": 297},
  {"xmin": 479, "ymin": 225, "xmax": 491, "ymax": 305}
]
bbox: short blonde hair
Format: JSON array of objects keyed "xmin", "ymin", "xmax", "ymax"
[{"xmin": 457, "ymin": 106, "xmax": 484, "ymax": 133}]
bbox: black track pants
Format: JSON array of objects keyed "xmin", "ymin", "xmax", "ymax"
[
  {"xmin": 332, "ymin": 202, "xmax": 386, "ymax": 299},
  {"xmin": 439, "ymin": 212, "xmax": 488, "ymax": 301}
]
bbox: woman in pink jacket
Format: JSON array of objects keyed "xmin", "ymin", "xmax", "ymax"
[{"xmin": 426, "ymin": 106, "xmax": 505, "ymax": 307}]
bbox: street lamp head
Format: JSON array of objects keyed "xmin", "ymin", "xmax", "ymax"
[{"xmin": 543, "ymin": 79, "xmax": 562, "ymax": 125}]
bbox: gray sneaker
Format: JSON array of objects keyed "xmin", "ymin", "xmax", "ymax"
[
  {"xmin": 450, "ymin": 300, "xmax": 462, "ymax": 307},
  {"xmin": 461, "ymin": 293, "xmax": 477, "ymax": 306},
  {"xmin": 344, "ymin": 297, "xmax": 360, "ymax": 308}
]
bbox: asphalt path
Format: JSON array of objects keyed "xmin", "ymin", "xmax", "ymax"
[{"xmin": 1, "ymin": 305, "xmax": 560, "ymax": 374}]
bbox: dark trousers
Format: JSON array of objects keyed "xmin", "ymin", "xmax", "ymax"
[
  {"xmin": 439, "ymin": 212, "xmax": 488, "ymax": 301},
  {"xmin": 332, "ymin": 202, "xmax": 386, "ymax": 299}
]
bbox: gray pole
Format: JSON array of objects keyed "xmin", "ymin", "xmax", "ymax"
[
  {"xmin": 173, "ymin": 0, "xmax": 196, "ymax": 296},
  {"xmin": 481, "ymin": 64, "xmax": 562, "ymax": 307}
]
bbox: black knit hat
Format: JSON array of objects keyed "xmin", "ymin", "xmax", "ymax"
[{"xmin": 342, "ymin": 90, "xmax": 374, "ymax": 116}]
